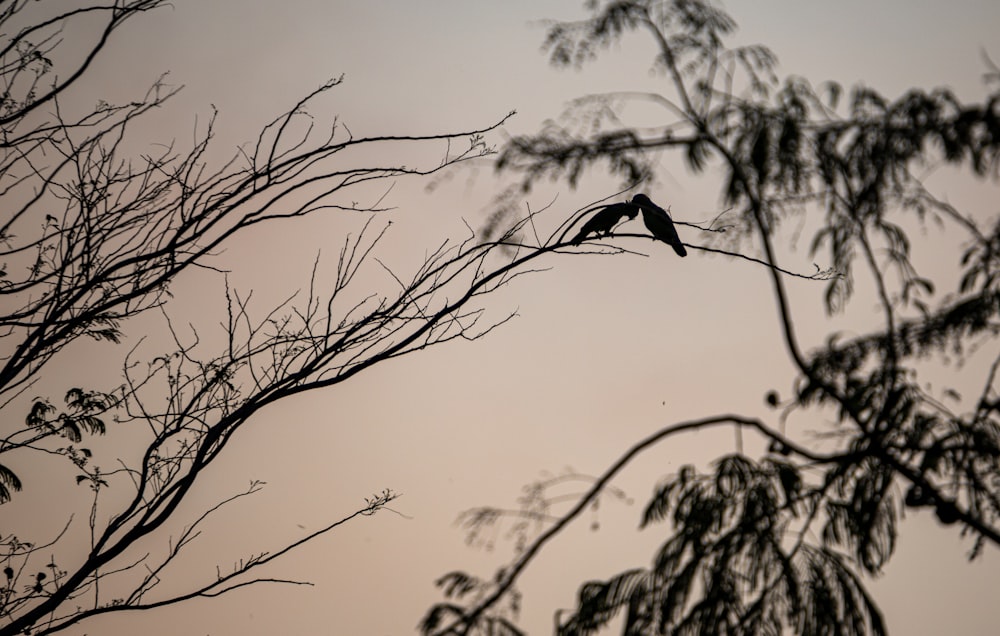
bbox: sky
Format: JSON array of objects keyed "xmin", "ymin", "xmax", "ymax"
[{"xmin": 6, "ymin": 1, "xmax": 1000, "ymax": 635}]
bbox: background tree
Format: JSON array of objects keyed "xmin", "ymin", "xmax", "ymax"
[
  {"xmin": 426, "ymin": 1, "xmax": 1000, "ymax": 634},
  {"xmin": 0, "ymin": 3, "xmax": 623, "ymax": 634}
]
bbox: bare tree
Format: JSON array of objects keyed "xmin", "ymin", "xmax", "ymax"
[
  {"xmin": 0, "ymin": 3, "xmax": 642, "ymax": 634},
  {"xmin": 425, "ymin": 1, "xmax": 1000, "ymax": 634}
]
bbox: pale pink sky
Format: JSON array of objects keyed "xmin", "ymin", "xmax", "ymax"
[{"xmin": 9, "ymin": 2, "xmax": 1000, "ymax": 635}]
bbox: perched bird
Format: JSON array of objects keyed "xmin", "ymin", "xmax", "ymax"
[
  {"xmin": 632, "ymin": 193, "xmax": 687, "ymax": 257},
  {"xmin": 570, "ymin": 202, "xmax": 639, "ymax": 244}
]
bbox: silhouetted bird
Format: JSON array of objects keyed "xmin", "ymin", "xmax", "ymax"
[
  {"xmin": 632, "ymin": 193, "xmax": 686, "ymax": 257},
  {"xmin": 570, "ymin": 202, "xmax": 639, "ymax": 244}
]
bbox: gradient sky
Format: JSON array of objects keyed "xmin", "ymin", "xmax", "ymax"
[{"xmin": 10, "ymin": 1, "xmax": 1000, "ymax": 634}]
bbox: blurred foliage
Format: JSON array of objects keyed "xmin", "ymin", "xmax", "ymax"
[{"xmin": 431, "ymin": 1, "xmax": 1000, "ymax": 634}]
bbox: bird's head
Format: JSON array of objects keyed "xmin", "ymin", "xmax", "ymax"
[{"xmin": 630, "ymin": 193, "xmax": 653, "ymax": 208}]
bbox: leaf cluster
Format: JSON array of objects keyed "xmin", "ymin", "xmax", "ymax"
[{"xmin": 558, "ymin": 456, "xmax": 885, "ymax": 636}]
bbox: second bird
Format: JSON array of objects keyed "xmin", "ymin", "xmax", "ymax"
[
  {"xmin": 571, "ymin": 202, "xmax": 639, "ymax": 244},
  {"xmin": 632, "ymin": 193, "xmax": 687, "ymax": 257}
]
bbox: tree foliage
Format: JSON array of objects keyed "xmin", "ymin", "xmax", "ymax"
[{"xmin": 427, "ymin": 1, "xmax": 1000, "ymax": 634}]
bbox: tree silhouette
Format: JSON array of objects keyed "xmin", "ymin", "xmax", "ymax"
[
  {"xmin": 425, "ymin": 1, "xmax": 1000, "ymax": 634},
  {"xmin": 0, "ymin": 3, "xmax": 637, "ymax": 634}
]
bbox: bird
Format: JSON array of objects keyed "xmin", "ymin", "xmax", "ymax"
[
  {"xmin": 570, "ymin": 201, "xmax": 639, "ymax": 244},
  {"xmin": 632, "ymin": 193, "xmax": 687, "ymax": 257}
]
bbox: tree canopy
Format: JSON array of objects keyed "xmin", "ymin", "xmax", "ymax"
[{"xmin": 425, "ymin": 1, "xmax": 1000, "ymax": 634}]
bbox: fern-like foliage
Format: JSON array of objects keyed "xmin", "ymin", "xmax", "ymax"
[{"xmin": 558, "ymin": 456, "xmax": 886, "ymax": 636}]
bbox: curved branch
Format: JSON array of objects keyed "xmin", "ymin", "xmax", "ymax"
[{"xmin": 435, "ymin": 414, "xmax": 842, "ymax": 635}]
